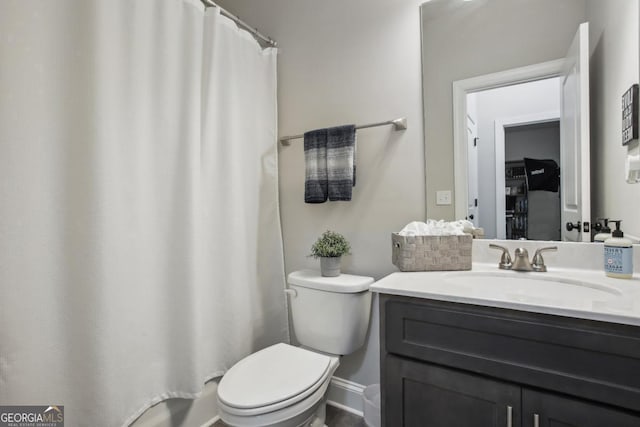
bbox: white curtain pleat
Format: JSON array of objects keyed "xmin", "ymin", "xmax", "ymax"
[
  {"xmin": 198, "ymin": 8, "xmax": 288, "ymax": 377},
  {"xmin": 0, "ymin": 1, "xmax": 287, "ymax": 426}
]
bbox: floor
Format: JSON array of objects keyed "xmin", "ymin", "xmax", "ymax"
[
  {"xmin": 325, "ymin": 405, "xmax": 366, "ymax": 427},
  {"xmin": 212, "ymin": 404, "xmax": 366, "ymax": 426}
]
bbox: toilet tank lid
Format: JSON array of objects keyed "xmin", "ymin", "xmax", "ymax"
[{"xmin": 288, "ymin": 270, "xmax": 374, "ymax": 293}]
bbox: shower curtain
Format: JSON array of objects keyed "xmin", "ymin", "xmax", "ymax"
[{"xmin": 0, "ymin": 1, "xmax": 288, "ymax": 426}]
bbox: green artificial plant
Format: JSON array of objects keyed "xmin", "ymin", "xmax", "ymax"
[{"xmin": 309, "ymin": 230, "xmax": 351, "ymax": 258}]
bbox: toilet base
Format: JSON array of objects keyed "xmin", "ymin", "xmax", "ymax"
[
  {"xmin": 219, "ymin": 395, "xmax": 329, "ymax": 427},
  {"xmin": 217, "ymin": 346, "xmax": 340, "ymax": 427},
  {"xmin": 304, "ymin": 397, "xmax": 326, "ymax": 427}
]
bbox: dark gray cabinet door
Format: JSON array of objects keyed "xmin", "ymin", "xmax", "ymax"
[
  {"xmin": 385, "ymin": 355, "xmax": 521, "ymax": 427},
  {"xmin": 522, "ymin": 389, "xmax": 640, "ymax": 427}
]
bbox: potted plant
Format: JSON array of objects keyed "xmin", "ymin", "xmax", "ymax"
[{"xmin": 309, "ymin": 230, "xmax": 351, "ymax": 277}]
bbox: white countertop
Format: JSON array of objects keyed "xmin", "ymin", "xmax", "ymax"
[{"xmin": 371, "ymin": 240, "xmax": 640, "ymax": 326}]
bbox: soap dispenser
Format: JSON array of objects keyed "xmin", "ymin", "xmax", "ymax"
[
  {"xmin": 594, "ymin": 218, "xmax": 612, "ymax": 242},
  {"xmin": 604, "ymin": 220, "xmax": 634, "ymax": 279}
]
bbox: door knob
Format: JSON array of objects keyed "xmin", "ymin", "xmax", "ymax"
[
  {"xmin": 469, "ymin": 214, "xmax": 474, "ymax": 220},
  {"xmin": 566, "ymin": 221, "xmax": 581, "ymax": 232}
]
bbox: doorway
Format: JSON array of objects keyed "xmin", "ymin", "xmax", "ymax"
[
  {"xmin": 452, "ymin": 23, "xmax": 591, "ymax": 242},
  {"xmin": 463, "ymin": 76, "xmax": 561, "ymax": 239},
  {"xmin": 502, "ymin": 121, "xmax": 561, "ymax": 240}
]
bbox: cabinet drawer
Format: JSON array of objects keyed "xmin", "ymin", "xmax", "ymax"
[
  {"xmin": 385, "ymin": 355, "xmax": 520, "ymax": 427},
  {"xmin": 382, "ymin": 295, "xmax": 640, "ymax": 412},
  {"xmin": 522, "ymin": 389, "xmax": 640, "ymax": 427}
]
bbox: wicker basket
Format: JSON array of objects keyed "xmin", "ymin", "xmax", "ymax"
[{"xmin": 391, "ymin": 233, "xmax": 472, "ymax": 272}]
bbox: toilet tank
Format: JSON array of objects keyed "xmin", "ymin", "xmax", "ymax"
[{"xmin": 287, "ymin": 270, "xmax": 374, "ymax": 355}]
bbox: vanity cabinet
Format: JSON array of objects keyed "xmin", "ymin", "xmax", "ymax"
[
  {"xmin": 380, "ymin": 295, "xmax": 640, "ymax": 427},
  {"xmin": 522, "ymin": 388, "xmax": 640, "ymax": 427},
  {"xmin": 386, "ymin": 356, "xmax": 521, "ymax": 426}
]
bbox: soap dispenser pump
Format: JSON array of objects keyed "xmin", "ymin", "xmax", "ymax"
[
  {"xmin": 594, "ymin": 218, "xmax": 612, "ymax": 242},
  {"xmin": 604, "ymin": 220, "xmax": 633, "ymax": 279}
]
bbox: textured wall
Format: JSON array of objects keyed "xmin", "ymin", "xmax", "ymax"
[
  {"xmin": 588, "ymin": 0, "xmax": 640, "ymax": 238},
  {"xmin": 216, "ymin": 0, "xmax": 426, "ymax": 389}
]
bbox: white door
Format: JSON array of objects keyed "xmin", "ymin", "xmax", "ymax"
[
  {"xmin": 560, "ymin": 22, "xmax": 591, "ymax": 242},
  {"xmin": 467, "ymin": 114, "xmax": 479, "ymax": 227}
]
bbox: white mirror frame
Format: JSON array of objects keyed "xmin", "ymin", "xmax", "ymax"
[{"xmin": 452, "ymin": 59, "xmax": 564, "ymax": 223}]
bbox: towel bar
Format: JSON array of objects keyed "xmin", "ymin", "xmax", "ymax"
[{"xmin": 279, "ymin": 117, "xmax": 407, "ymax": 146}]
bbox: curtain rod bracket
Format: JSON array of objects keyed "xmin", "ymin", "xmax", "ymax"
[
  {"xmin": 391, "ymin": 117, "xmax": 407, "ymax": 131},
  {"xmin": 201, "ymin": 0, "xmax": 277, "ymax": 47}
]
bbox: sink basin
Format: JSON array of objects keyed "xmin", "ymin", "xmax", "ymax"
[{"xmin": 441, "ymin": 271, "xmax": 622, "ymax": 308}]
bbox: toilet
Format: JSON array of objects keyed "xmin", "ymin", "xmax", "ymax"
[{"xmin": 217, "ymin": 269, "xmax": 374, "ymax": 427}]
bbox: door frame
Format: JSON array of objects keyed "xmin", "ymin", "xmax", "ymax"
[
  {"xmin": 452, "ymin": 59, "xmax": 564, "ymax": 222},
  {"xmin": 467, "ymin": 111, "xmax": 479, "ymax": 227},
  {"xmin": 559, "ymin": 22, "xmax": 591, "ymax": 242},
  {"xmin": 494, "ymin": 111, "xmax": 560, "ymax": 239}
]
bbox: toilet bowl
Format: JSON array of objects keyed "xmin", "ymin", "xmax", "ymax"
[
  {"xmin": 217, "ymin": 343, "xmax": 339, "ymax": 427},
  {"xmin": 217, "ymin": 270, "xmax": 374, "ymax": 427}
]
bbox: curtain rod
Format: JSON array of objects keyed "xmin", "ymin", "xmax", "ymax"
[
  {"xmin": 279, "ymin": 118, "xmax": 408, "ymax": 146},
  {"xmin": 201, "ymin": 0, "xmax": 277, "ymax": 47}
]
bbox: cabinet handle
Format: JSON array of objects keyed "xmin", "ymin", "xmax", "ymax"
[
  {"xmin": 534, "ymin": 413, "xmax": 540, "ymax": 427},
  {"xmin": 507, "ymin": 405, "xmax": 513, "ymax": 427}
]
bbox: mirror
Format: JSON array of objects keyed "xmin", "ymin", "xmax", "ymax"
[
  {"xmin": 464, "ymin": 77, "xmax": 563, "ymax": 240},
  {"xmin": 421, "ymin": 0, "xmax": 640, "ymax": 240}
]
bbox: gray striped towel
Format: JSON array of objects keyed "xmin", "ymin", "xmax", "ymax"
[
  {"xmin": 304, "ymin": 128, "xmax": 329, "ymax": 203},
  {"xmin": 327, "ymin": 125, "xmax": 356, "ymax": 201},
  {"xmin": 304, "ymin": 125, "xmax": 356, "ymax": 203}
]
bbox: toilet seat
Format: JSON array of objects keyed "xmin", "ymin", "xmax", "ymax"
[{"xmin": 217, "ymin": 343, "xmax": 337, "ymax": 417}]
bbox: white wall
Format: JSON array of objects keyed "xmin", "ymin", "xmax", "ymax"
[
  {"xmin": 216, "ymin": 0, "xmax": 426, "ymax": 392},
  {"xmin": 505, "ymin": 123, "xmax": 560, "ymax": 162},
  {"xmin": 422, "ymin": 0, "xmax": 588, "ymax": 219},
  {"xmin": 474, "ymin": 78, "xmax": 560, "ymax": 238},
  {"xmin": 588, "ymin": 0, "xmax": 640, "ymax": 238}
]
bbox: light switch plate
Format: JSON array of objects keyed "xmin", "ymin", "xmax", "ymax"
[{"xmin": 436, "ymin": 190, "xmax": 452, "ymax": 205}]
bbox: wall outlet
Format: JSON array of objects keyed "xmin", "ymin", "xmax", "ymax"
[{"xmin": 436, "ymin": 190, "xmax": 452, "ymax": 205}]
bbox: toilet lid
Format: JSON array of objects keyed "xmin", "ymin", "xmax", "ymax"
[
  {"xmin": 217, "ymin": 343, "xmax": 332, "ymax": 410},
  {"xmin": 288, "ymin": 270, "xmax": 374, "ymax": 293}
]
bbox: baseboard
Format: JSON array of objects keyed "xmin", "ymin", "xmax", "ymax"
[
  {"xmin": 326, "ymin": 376, "xmax": 366, "ymax": 416},
  {"xmin": 201, "ymin": 415, "xmax": 220, "ymax": 427},
  {"xmin": 131, "ymin": 377, "xmax": 365, "ymax": 426}
]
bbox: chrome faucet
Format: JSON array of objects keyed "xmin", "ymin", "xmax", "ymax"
[
  {"xmin": 512, "ymin": 248, "xmax": 533, "ymax": 271},
  {"xmin": 489, "ymin": 244, "xmax": 557, "ymax": 272}
]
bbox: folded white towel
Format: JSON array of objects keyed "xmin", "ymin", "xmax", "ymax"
[{"xmin": 398, "ymin": 219, "xmax": 475, "ymax": 236}]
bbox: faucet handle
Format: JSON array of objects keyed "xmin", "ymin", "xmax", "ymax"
[
  {"xmin": 532, "ymin": 246, "xmax": 558, "ymax": 272},
  {"xmin": 489, "ymin": 244, "xmax": 512, "ymax": 270}
]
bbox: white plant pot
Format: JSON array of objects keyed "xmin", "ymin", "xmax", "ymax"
[{"xmin": 320, "ymin": 256, "xmax": 341, "ymax": 277}]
